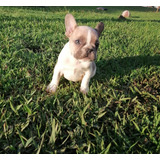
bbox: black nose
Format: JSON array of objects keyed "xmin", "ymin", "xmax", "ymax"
[{"xmin": 87, "ymin": 49, "xmax": 94, "ymax": 54}]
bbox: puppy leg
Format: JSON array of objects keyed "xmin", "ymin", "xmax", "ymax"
[
  {"xmin": 80, "ymin": 72, "xmax": 92, "ymax": 94},
  {"xmin": 46, "ymin": 65, "xmax": 61, "ymax": 94}
]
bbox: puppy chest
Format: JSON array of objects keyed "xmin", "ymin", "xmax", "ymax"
[
  {"xmin": 58, "ymin": 54, "xmax": 92, "ymax": 82},
  {"xmin": 62, "ymin": 65, "xmax": 85, "ymax": 82}
]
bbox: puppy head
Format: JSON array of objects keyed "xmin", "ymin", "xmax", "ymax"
[{"xmin": 65, "ymin": 14, "xmax": 104, "ymax": 61}]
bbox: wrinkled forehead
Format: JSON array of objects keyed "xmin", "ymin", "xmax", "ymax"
[{"xmin": 70, "ymin": 26, "xmax": 99, "ymax": 42}]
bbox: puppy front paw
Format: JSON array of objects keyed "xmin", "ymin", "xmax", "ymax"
[
  {"xmin": 80, "ymin": 87, "xmax": 89, "ymax": 94},
  {"xmin": 46, "ymin": 84, "xmax": 58, "ymax": 94}
]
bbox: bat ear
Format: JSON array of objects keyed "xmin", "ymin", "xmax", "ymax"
[
  {"xmin": 65, "ymin": 14, "xmax": 77, "ymax": 38},
  {"xmin": 95, "ymin": 22, "xmax": 104, "ymax": 37}
]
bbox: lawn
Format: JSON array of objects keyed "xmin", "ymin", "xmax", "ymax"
[{"xmin": 0, "ymin": 6, "xmax": 160, "ymax": 154}]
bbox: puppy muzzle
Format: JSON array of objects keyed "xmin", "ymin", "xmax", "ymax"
[{"xmin": 86, "ymin": 49, "xmax": 97, "ymax": 61}]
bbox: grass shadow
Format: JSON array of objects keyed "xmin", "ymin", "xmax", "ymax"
[{"xmin": 96, "ymin": 55, "xmax": 160, "ymax": 80}]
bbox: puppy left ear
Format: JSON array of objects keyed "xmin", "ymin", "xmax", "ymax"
[
  {"xmin": 65, "ymin": 14, "xmax": 77, "ymax": 38},
  {"xmin": 95, "ymin": 22, "xmax": 104, "ymax": 37}
]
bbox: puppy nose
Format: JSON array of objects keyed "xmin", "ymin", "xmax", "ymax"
[{"xmin": 87, "ymin": 49, "xmax": 94, "ymax": 54}]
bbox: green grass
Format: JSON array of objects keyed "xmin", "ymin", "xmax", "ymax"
[{"xmin": 0, "ymin": 6, "xmax": 160, "ymax": 154}]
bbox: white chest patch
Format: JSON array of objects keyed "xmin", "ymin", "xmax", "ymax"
[{"xmin": 61, "ymin": 59, "xmax": 91, "ymax": 82}]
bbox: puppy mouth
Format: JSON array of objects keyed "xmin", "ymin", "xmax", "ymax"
[
  {"xmin": 81, "ymin": 52, "xmax": 96, "ymax": 61},
  {"xmin": 88, "ymin": 53, "xmax": 96, "ymax": 61}
]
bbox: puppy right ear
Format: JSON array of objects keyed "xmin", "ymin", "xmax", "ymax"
[
  {"xmin": 65, "ymin": 14, "xmax": 77, "ymax": 38},
  {"xmin": 95, "ymin": 22, "xmax": 104, "ymax": 37}
]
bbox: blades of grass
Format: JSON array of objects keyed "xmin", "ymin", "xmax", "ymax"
[
  {"xmin": 142, "ymin": 91, "xmax": 158, "ymax": 102},
  {"xmin": 106, "ymin": 99, "xmax": 112, "ymax": 107},
  {"xmin": 36, "ymin": 131, "xmax": 45, "ymax": 154},
  {"xmin": 82, "ymin": 103, "xmax": 90, "ymax": 114},
  {"xmin": 111, "ymin": 88, "xmax": 117, "ymax": 99},
  {"xmin": 9, "ymin": 100, "xmax": 19, "ymax": 116},
  {"xmin": 49, "ymin": 119, "xmax": 60, "ymax": 144},
  {"xmin": 97, "ymin": 107, "xmax": 106, "ymax": 119},
  {"xmin": 100, "ymin": 139, "xmax": 104, "ymax": 151},
  {"xmin": 102, "ymin": 143, "xmax": 112, "ymax": 154},
  {"xmin": 49, "ymin": 119, "xmax": 56, "ymax": 144},
  {"xmin": 87, "ymin": 142, "xmax": 91, "ymax": 153},
  {"xmin": 31, "ymin": 89, "xmax": 36, "ymax": 96},
  {"xmin": 3, "ymin": 122, "xmax": 7, "ymax": 139},
  {"xmin": 23, "ymin": 104, "xmax": 32, "ymax": 115},
  {"xmin": 123, "ymin": 115, "xmax": 126, "ymax": 126},
  {"xmin": 79, "ymin": 111, "xmax": 86, "ymax": 125},
  {"xmin": 25, "ymin": 137, "xmax": 33, "ymax": 148},
  {"xmin": 115, "ymin": 111, "xmax": 121, "ymax": 121},
  {"xmin": 23, "ymin": 96, "xmax": 33, "ymax": 105},
  {"xmin": 134, "ymin": 86, "xmax": 142, "ymax": 94},
  {"xmin": 98, "ymin": 111, "xmax": 106, "ymax": 119},
  {"xmin": 105, "ymin": 143, "xmax": 112, "ymax": 154},
  {"xmin": 127, "ymin": 141, "xmax": 138, "ymax": 153},
  {"xmin": 114, "ymin": 122, "xmax": 118, "ymax": 133},
  {"xmin": 0, "ymin": 109, "xmax": 6, "ymax": 121},
  {"xmin": 129, "ymin": 86, "xmax": 136, "ymax": 94},
  {"xmin": 16, "ymin": 129, "xmax": 27, "ymax": 146},
  {"xmin": 119, "ymin": 97, "xmax": 131, "ymax": 102},
  {"xmin": 21, "ymin": 117, "xmax": 30, "ymax": 132},
  {"xmin": 141, "ymin": 126, "xmax": 148, "ymax": 135},
  {"xmin": 79, "ymin": 104, "xmax": 90, "ymax": 126},
  {"xmin": 132, "ymin": 121, "xmax": 140, "ymax": 132},
  {"xmin": 22, "ymin": 96, "xmax": 32, "ymax": 115},
  {"xmin": 60, "ymin": 135, "xmax": 70, "ymax": 146},
  {"xmin": 16, "ymin": 104, "xmax": 23, "ymax": 111}
]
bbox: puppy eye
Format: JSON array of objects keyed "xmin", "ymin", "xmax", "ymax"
[{"xmin": 75, "ymin": 40, "xmax": 81, "ymax": 45}]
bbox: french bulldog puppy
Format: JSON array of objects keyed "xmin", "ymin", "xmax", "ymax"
[{"xmin": 46, "ymin": 14, "xmax": 104, "ymax": 94}]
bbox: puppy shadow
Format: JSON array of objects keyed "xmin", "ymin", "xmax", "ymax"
[{"xmin": 95, "ymin": 54, "xmax": 160, "ymax": 81}]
